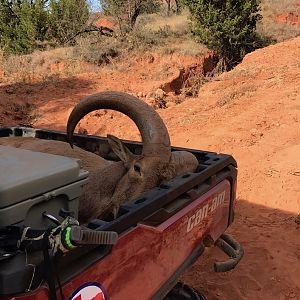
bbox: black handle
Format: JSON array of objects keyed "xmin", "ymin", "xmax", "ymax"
[
  {"xmin": 67, "ymin": 226, "xmax": 118, "ymax": 247},
  {"xmin": 214, "ymin": 234, "xmax": 244, "ymax": 272}
]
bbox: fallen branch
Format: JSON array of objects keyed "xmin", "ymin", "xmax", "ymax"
[{"xmin": 66, "ymin": 26, "xmax": 114, "ymax": 43}]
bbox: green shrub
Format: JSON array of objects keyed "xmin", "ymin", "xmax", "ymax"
[
  {"xmin": 48, "ymin": 0, "xmax": 89, "ymax": 45},
  {"xmin": 0, "ymin": 0, "xmax": 89, "ymax": 55},
  {"xmin": 0, "ymin": 1, "xmax": 51, "ymax": 55},
  {"xmin": 183, "ymin": 0, "xmax": 263, "ymax": 69}
]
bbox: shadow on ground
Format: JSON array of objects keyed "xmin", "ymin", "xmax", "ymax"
[
  {"xmin": 182, "ymin": 199, "xmax": 300, "ymax": 300},
  {"xmin": 0, "ymin": 77, "xmax": 94, "ymax": 127}
]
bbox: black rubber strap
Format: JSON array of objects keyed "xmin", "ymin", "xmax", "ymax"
[
  {"xmin": 42, "ymin": 229, "xmax": 57, "ymax": 300},
  {"xmin": 0, "ymin": 225, "xmax": 46, "ymax": 252}
]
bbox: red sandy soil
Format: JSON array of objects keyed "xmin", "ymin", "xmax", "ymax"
[
  {"xmin": 276, "ymin": 0, "xmax": 300, "ymax": 25},
  {"xmin": 276, "ymin": 12, "xmax": 299, "ymax": 26},
  {"xmin": 95, "ymin": 17, "xmax": 117, "ymax": 30},
  {"xmin": 0, "ymin": 36, "xmax": 299, "ymax": 299}
]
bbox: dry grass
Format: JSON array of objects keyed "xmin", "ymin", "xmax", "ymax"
[
  {"xmin": 260, "ymin": 0, "xmax": 299, "ymax": 16},
  {"xmin": 158, "ymin": 37, "xmax": 206, "ymax": 56},
  {"xmin": 139, "ymin": 10, "xmax": 206, "ymax": 56},
  {"xmin": 258, "ymin": 0, "xmax": 300, "ymax": 41},
  {"xmin": 141, "ymin": 10, "xmax": 190, "ymax": 34},
  {"xmin": 0, "ymin": 47, "xmax": 89, "ymax": 83},
  {"xmin": 216, "ymin": 84, "xmax": 258, "ymax": 107},
  {"xmin": 258, "ymin": 21, "xmax": 300, "ymax": 42}
]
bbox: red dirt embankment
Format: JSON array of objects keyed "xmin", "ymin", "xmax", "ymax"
[
  {"xmin": 276, "ymin": 12, "xmax": 299, "ymax": 25},
  {"xmin": 0, "ymin": 36, "xmax": 299, "ymax": 299},
  {"xmin": 166, "ymin": 37, "xmax": 300, "ymax": 299}
]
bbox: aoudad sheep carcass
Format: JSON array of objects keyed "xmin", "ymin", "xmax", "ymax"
[{"xmin": 0, "ymin": 91, "xmax": 199, "ymax": 223}]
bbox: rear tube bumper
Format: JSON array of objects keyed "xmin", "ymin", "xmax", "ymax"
[{"xmin": 214, "ymin": 234, "xmax": 244, "ymax": 273}]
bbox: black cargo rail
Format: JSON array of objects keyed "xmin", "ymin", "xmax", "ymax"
[{"xmin": 0, "ymin": 126, "xmax": 237, "ymax": 167}]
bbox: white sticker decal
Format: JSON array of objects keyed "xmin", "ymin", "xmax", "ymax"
[{"xmin": 68, "ymin": 282, "xmax": 107, "ymax": 300}]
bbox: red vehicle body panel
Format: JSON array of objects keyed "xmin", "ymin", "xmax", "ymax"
[{"xmin": 2, "ymin": 180, "xmax": 231, "ymax": 300}]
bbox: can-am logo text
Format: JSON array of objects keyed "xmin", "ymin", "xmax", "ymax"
[{"xmin": 187, "ymin": 190, "xmax": 226, "ymax": 232}]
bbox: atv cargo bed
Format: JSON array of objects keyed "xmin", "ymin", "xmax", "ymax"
[{"xmin": 0, "ymin": 127, "xmax": 239, "ymax": 300}]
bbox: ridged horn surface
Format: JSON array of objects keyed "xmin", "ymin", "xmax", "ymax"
[{"xmin": 67, "ymin": 91, "xmax": 171, "ymax": 159}]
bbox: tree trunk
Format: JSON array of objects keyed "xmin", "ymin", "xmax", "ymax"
[
  {"xmin": 127, "ymin": 0, "xmax": 141, "ymax": 29},
  {"xmin": 174, "ymin": 0, "xmax": 181, "ymax": 14},
  {"xmin": 165, "ymin": 0, "xmax": 171, "ymax": 16},
  {"xmin": 130, "ymin": 7, "xmax": 140, "ymax": 27}
]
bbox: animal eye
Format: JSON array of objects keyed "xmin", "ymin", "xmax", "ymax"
[{"xmin": 134, "ymin": 164, "xmax": 141, "ymax": 174}]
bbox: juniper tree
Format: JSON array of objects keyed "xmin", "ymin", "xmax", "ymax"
[
  {"xmin": 183, "ymin": 0, "xmax": 263, "ymax": 69},
  {"xmin": 48, "ymin": 0, "xmax": 89, "ymax": 45}
]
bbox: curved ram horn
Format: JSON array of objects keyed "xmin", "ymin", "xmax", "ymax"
[{"xmin": 67, "ymin": 91, "xmax": 171, "ymax": 160}]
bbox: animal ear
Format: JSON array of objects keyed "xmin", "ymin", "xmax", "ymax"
[{"xmin": 107, "ymin": 134, "xmax": 134, "ymax": 163}]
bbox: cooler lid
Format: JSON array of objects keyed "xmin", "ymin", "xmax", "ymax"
[{"xmin": 0, "ymin": 146, "xmax": 88, "ymax": 208}]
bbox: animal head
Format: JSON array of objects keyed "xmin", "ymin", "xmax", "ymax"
[
  {"xmin": 67, "ymin": 91, "xmax": 197, "ymax": 217},
  {"xmin": 107, "ymin": 134, "xmax": 177, "ymax": 209}
]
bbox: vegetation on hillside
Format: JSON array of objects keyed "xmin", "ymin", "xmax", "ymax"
[
  {"xmin": 100, "ymin": 0, "xmax": 161, "ymax": 31},
  {"xmin": 0, "ymin": 0, "xmax": 89, "ymax": 55},
  {"xmin": 0, "ymin": 0, "xmax": 298, "ymax": 81},
  {"xmin": 258, "ymin": 0, "xmax": 300, "ymax": 42},
  {"xmin": 183, "ymin": 0, "xmax": 264, "ymax": 69},
  {"xmin": 0, "ymin": 0, "xmax": 47, "ymax": 54}
]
